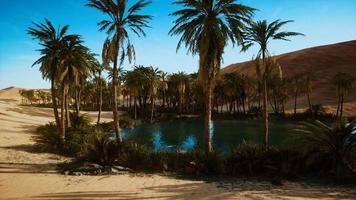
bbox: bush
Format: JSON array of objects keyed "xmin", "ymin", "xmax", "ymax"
[
  {"xmin": 70, "ymin": 112, "xmax": 91, "ymax": 129},
  {"xmin": 82, "ymin": 132, "xmax": 118, "ymax": 165},
  {"xmin": 225, "ymin": 143, "xmax": 303, "ymax": 178},
  {"xmin": 292, "ymin": 119, "xmax": 356, "ymax": 180},
  {"xmin": 118, "ymin": 141, "xmax": 151, "ymax": 169},
  {"xmin": 33, "ymin": 122, "xmax": 62, "ymax": 153}
]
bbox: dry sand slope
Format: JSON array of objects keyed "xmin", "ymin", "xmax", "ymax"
[
  {"xmin": 0, "ymin": 97, "xmax": 356, "ymax": 199},
  {"xmin": 221, "ymin": 40, "xmax": 356, "ymax": 116}
]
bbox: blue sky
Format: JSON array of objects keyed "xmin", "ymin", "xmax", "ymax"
[{"xmin": 0, "ymin": 0, "xmax": 355, "ymax": 89}]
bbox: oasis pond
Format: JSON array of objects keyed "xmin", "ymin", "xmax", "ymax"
[{"xmin": 121, "ymin": 119, "xmax": 299, "ymax": 153}]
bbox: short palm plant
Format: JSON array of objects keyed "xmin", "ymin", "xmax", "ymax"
[{"xmin": 292, "ymin": 119, "xmax": 356, "ymax": 179}]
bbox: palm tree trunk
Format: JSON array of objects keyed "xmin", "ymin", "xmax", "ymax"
[
  {"xmin": 60, "ymin": 85, "xmax": 66, "ymax": 143},
  {"xmin": 97, "ymin": 76, "xmax": 103, "ymax": 124},
  {"xmin": 336, "ymin": 87, "xmax": 340, "ymax": 119},
  {"xmin": 51, "ymin": 80, "xmax": 61, "ymax": 138},
  {"xmin": 75, "ymin": 87, "xmax": 80, "ymax": 115},
  {"xmin": 112, "ymin": 44, "xmax": 122, "ymax": 143},
  {"xmin": 204, "ymin": 79, "xmax": 213, "ymax": 155},
  {"xmin": 307, "ymin": 90, "xmax": 313, "ymax": 117},
  {"xmin": 262, "ymin": 52, "xmax": 269, "ymax": 150},
  {"xmin": 134, "ymin": 96, "xmax": 137, "ymax": 120},
  {"xmin": 112, "ymin": 68, "xmax": 121, "ymax": 143},
  {"xmin": 150, "ymin": 96, "xmax": 154, "ymax": 123},
  {"xmin": 65, "ymin": 91, "xmax": 70, "ymax": 128},
  {"xmin": 340, "ymin": 93, "xmax": 344, "ymax": 118},
  {"xmin": 294, "ymin": 82, "xmax": 298, "ymax": 117}
]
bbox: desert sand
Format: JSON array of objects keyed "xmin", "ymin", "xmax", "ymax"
[
  {"xmin": 0, "ymin": 88, "xmax": 356, "ymax": 200},
  {"xmin": 221, "ymin": 40, "xmax": 356, "ymax": 116}
]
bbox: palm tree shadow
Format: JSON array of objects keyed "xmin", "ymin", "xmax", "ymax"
[
  {"xmin": 0, "ymin": 162, "xmax": 58, "ymax": 174},
  {"xmin": 7, "ymin": 106, "xmax": 53, "ymax": 118},
  {"xmin": 29, "ymin": 180, "xmax": 356, "ymax": 200}
]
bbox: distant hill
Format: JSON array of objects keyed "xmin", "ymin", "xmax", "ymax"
[
  {"xmin": 221, "ymin": 40, "xmax": 356, "ymax": 116},
  {"xmin": 0, "ymin": 87, "xmax": 23, "ymax": 101},
  {"xmin": 0, "ymin": 87, "xmax": 50, "ymax": 102}
]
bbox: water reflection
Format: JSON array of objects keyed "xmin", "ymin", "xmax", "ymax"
[
  {"xmin": 121, "ymin": 119, "xmax": 296, "ymax": 153},
  {"xmin": 180, "ymin": 135, "xmax": 197, "ymax": 151}
]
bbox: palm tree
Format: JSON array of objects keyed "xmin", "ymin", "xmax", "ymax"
[
  {"xmin": 170, "ymin": 0, "xmax": 255, "ymax": 154},
  {"xmin": 243, "ymin": 19, "xmax": 304, "ymax": 149},
  {"xmin": 147, "ymin": 67, "xmax": 162, "ymax": 122},
  {"xmin": 28, "ymin": 19, "xmax": 79, "ymax": 142},
  {"xmin": 87, "ymin": 0, "xmax": 152, "ymax": 143},
  {"xmin": 57, "ymin": 36, "xmax": 93, "ymax": 130},
  {"xmin": 333, "ymin": 72, "xmax": 354, "ymax": 119},
  {"xmin": 170, "ymin": 72, "xmax": 188, "ymax": 114},
  {"xmin": 300, "ymin": 71, "xmax": 315, "ymax": 117},
  {"xmin": 124, "ymin": 69, "xmax": 141, "ymax": 120},
  {"xmin": 95, "ymin": 64, "xmax": 105, "ymax": 124},
  {"xmin": 159, "ymin": 72, "xmax": 168, "ymax": 109},
  {"xmin": 292, "ymin": 73, "xmax": 303, "ymax": 117}
]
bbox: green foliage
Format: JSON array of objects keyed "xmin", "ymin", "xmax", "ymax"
[
  {"xmin": 225, "ymin": 143, "xmax": 303, "ymax": 177},
  {"xmin": 292, "ymin": 119, "xmax": 356, "ymax": 179},
  {"xmin": 33, "ymin": 122, "xmax": 62, "ymax": 153},
  {"xmin": 82, "ymin": 132, "xmax": 118, "ymax": 165},
  {"xmin": 34, "ymin": 117, "xmax": 355, "ymax": 181},
  {"xmin": 70, "ymin": 112, "xmax": 92, "ymax": 129}
]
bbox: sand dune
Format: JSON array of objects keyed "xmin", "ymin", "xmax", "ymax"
[
  {"xmin": 221, "ymin": 40, "xmax": 356, "ymax": 116},
  {"xmin": 0, "ymin": 87, "xmax": 23, "ymax": 102},
  {"xmin": 1, "ymin": 89, "xmax": 356, "ymax": 199}
]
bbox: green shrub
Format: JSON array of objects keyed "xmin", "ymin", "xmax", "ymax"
[
  {"xmin": 226, "ymin": 143, "xmax": 264, "ymax": 176},
  {"xmin": 70, "ymin": 112, "xmax": 91, "ymax": 129},
  {"xmin": 292, "ymin": 119, "xmax": 356, "ymax": 180},
  {"xmin": 225, "ymin": 142, "xmax": 303, "ymax": 177},
  {"xmin": 33, "ymin": 122, "xmax": 62, "ymax": 153},
  {"xmin": 118, "ymin": 141, "xmax": 151, "ymax": 169},
  {"xmin": 82, "ymin": 132, "xmax": 118, "ymax": 165}
]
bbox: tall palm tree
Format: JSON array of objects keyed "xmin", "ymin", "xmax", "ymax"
[
  {"xmin": 159, "ymin": 72, "xmax": 168, "ymax": 109},
  {"xmin": 57, "ymin": 36, "xmax": 93, "ymax": 131},
  {"xmin": 170, "ymin": 72, "xmax": 188, "ymax": 114},
  {"xmin": 333, "ymin": 72, "xmax": 354, "ymax": 119},
  {"xmin": 301, "ymin": 71, "xmax": 315, "ymax": 117},
  {"xmin": 243, "ymin": 19, "xmax": 304, "ymax": 149},
  {"xmin": 95, "ymin": 64, "xmax": 105, "ymax": 124},
  {"xmin": 170, "ymin": 0, "xmax": 255, "ymax": 154},
  {"xmin": 292, "ymin": 73, "xmax": 303, "ymax": 117},
  {"xmin": 87, "ymin": 0, "xmax": 152, "ymax": 143},
  {"xmin": 147, "ymin": 67, "xmax": 162, "ymax": 122},
  {"xmin": 124, "ymin": 69, "xmax": 141, "ymax": 120},
  {"xmin": 28, "ymin": 19, "xmax": 79, "ymax": 142}
]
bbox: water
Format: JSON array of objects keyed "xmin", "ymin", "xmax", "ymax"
[{"xmin": 121, "ymin": 119, "xmax": 298, "ymax": 153}]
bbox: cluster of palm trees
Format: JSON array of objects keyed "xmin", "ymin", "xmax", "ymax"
[
  {"xmin": 169, "ymin": 1, "xmax": 304, "ymax": 151},
  {"xmin": 19, "ymin": 89, "xmax": 51, "ymax": 105},
  {"xmin": 333, "ymin": 72, "xmax": 355, "ymax": 119},
  {"xmin": 122, "ymin": 68, "xmax": 204, "ymax": 120},
  {"xmin": 28, "ymin": 19, "xmax": 100, "ymax": 143},
  {"xmin": 29, "ymin": 0, "xmax": 306, "ymax": 154}
]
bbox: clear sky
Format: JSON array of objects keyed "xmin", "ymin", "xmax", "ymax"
[{"xmin": 0, "ymin": 0, "xmax": 355, "ymax": 89}]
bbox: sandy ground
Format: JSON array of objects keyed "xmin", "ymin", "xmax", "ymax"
[{"xmin": 0, "ymin": 98, "xmax": 356, "ymax": 199}]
